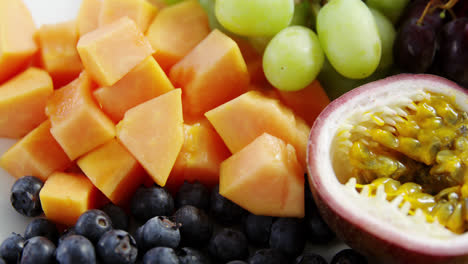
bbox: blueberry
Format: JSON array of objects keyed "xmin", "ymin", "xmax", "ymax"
[
  {"xmin": 97, "ymin": 230, "xmax": 138, "ymax": 264},
  {"xmin": 0, "ymin": 233, "xmax": 25, "ymax": 263},
  {"xmin": 244, "ymin": 214, "xmax": 273, "ymax": 246},
  {"xmin": 24, "ymin": 218, "xmax": 59, "ymax": 243},
  {"xmin": 75, "ymin": 209, "xmax": 113, "ymax": 244},
  {"xmin": 177, "ymin": 247, "xmax": 210, "ymax": 264},
  {"xmin": 0, "ymin": 258, "xmax": 5, "ymax": 264},
  {"xmin": 58, "ymin": 227, "xmax": 77, "ymax": 246},
  {"xmin": 269, "ymin": 218, "xmax": 306, "ymax": 257},
  {"xmin": 175, "ymin": 181, "xmax": 210, "ymax": 210},
  {"xmin": 295, "ymin": 253, "xmax": 327, "ymax": 264},
  {"xmin": 305, "ymin": 187, "xmax": 335, "ymax": 244},
  {"xmin": 20, "ymin": 236, "xmax": 56, "ymax": 264},
  {"xmin": 227, "ymin": 261, "xmax": 248, "ymax": 264},
  {"xmin": 331, "ymin": 249, "xmax": 367, "ymax": 264},
  {"xmin": 142, "ymin": 247, "xmax": 179, "ymax": 264},
  {"xmin": 173, "ymin": 205, "xmax": 213, "ymax": 246},
  {"xmin": 131, "ymin": 186, "xmax": 174, "ymax": 222},
  {"xmin": 138, "ymin": 216, "xmax": 180, "ymax": 252},
  {"xmin": 247, "ymin": 248, "xmax": 289, "ymax": 264},
  {"xmin": 10, "ymin": 176, "xmax": 43, "ymax": 217},
  {"xmin": 56, "ymin": 235, "xmax": 96, "ymax": 264},
  {"xmin": 101, "ymin": 203, "xmax": 129, "ymax": 231},
  {"xmin": 210, "ymin": 185, "xmax": 246, "ymax": 224},
  {"xmin": 208, "ymin": 228, "xmax": 248, "ymax": 262}
]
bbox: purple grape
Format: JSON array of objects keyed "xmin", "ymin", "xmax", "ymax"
[
  {"xmin": 394, "ymin": 18, "xmax": 438, "ymax": 73},
  {"xmin": 438, "ymin": 18, "xmax": 468, "ymax": 88},
  {"xmin": 400, "ymin": 0, "xmax": 446, "ymax": 30}
]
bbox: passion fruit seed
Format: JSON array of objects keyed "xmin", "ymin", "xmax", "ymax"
[{"xmin": 341, "ymin": 92, "xmax": 468, "ymax": 234}]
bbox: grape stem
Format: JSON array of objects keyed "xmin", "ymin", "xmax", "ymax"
[{"xmin": 417, "ymin": 0, "xmax": 459, "ymax": 25}]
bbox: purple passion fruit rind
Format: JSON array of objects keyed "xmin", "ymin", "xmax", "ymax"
[{"xmin": 307, "ymin": 74, "xmax": 468, "ymax": 264}]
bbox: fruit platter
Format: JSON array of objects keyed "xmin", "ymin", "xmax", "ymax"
[{"xmin": 0, "ymin": 0, "xmax": 467, "ymax": 263}]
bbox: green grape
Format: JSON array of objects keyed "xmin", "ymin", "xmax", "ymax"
[
  {"xmin": 366, "ymin": 0, "xmax": 410, "ymax": 24},
  {"xmin": 290, "ymin": 1, "xmax": 310, "ymax": 26},
  {"xmin": 215, "ymin": 0, "xmax": 294, "ymax": 37},
  {"xmin": 317, "ymin": 0, "xmax": 381, "ymax": 79},
  {"xmin": 198, "ymin": 0, "xmax": 228, "ymax": 32},
  {"xmin": 370, "ymin": 8, "xmax": 396, "ymax": 71},
  {"xmin": 263, "ymin": 26, "xmax": 324, "ymax": 91},
  {"xmin": 163, "ymin": 0, "xmax": 184, "ymax": 5},
  {"xmin": 318, "ymin": 58, "xmax": 391, "ymax": 100}
]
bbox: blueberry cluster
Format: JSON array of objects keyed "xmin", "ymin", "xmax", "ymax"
[{"xmin": 1, "ymin": 176, "xmax": 368, "ymax": 263}]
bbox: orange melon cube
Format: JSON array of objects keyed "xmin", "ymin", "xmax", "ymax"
[
  {"xmin": 46, "ymin": 72, "xmax": 115, "ymax": 160},
  {"xmin": 77, "ymin": 0, "xmax": 103, "ymax": 37},
  {"xmin": 169, "ymin": 29, "xmax": 249, "ymax": 120},
  {"xmin": 0, "ymin": 67, "xmax": 53, "ymax": 138},
  {"xmin": 117, "ymin": 89, "xmax": 184, "ymax": 187},
  {"xmin": 277, "ymin": 80, "xmax": 330, "ymax": 126},
  {"xmin": 99, "ymin": 0, "xmax": 158, "ymax": 33},
  {"xmin": 77, "ymin": 139, "xmax": 146, "ymax": 206},
  {"xmin": 169, "ymin": 119, "xmax": 230, "ymax": 189},
  {"xmin": 93, "ymin": 56, "xmax": 174, "ymax": 122},
  {"xmin": 220, "ymin": 133, "xmax": 304, "ymax": 217},
  {"xmin": 205, "ymin": 90, "xmax": 309, "ymax": 169},
  {"xmin": 40, "ymin": 172, "xmax": 100, "ymax": 226},
  {"xmin": 0, "ymin": 120, "xmax": 72, "ymax": 181},
  {"xmin": 147, "ymin": 0, "xmax": 166, "ymax": 9},
  {"xmin": 77, "ymin": 17, "xmax": 154, "ymax": 86},
  {"xmin": 146, "ymin": 0, "xmax": 210, "ymax": 72},
  {"xmin": 0, "ymin": 0, "xmax": 38, "ymax": 83},
  {"xmin": 37, "ymin": 20, "xmax": 83, "ymax": 87}
]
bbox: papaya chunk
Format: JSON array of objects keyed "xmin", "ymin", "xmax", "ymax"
[
  {"xmin": 146, "ymin": 0, "xmax": 210, "ymax": 72},
  {"xmin": 77, "ymin": 17, "xmax": 154, "ymax": 86},
  {"xmin": 77, "ymin": 0, "xmax": 102, "ymax": 37},
  {"xmin": 0, "ymin": 120, "xmax": 72, "ymax": 182},
  {"xmin": 0, "ymin": 0, "xmax": 38, "ymax": 83},
  {"xmin": 117, "ymin": 89, "xmax": 184, "ymax": 187},
  {"xmin": 40, "ymin": 172, "xmax": 100, "ymax": 226},
  {"xmin": 46, "ymin": 72, "xmax": 115, "ymax": 160},
  {"xmin": 168, "ymin": 119, "xmax": 230, "ymax": 190},
  {"xmin": 0, "ymin": 67, "xmax": 53, "ymax": 138},
  {"xmin": 93, "ymin": 56, "xmax": 174, "ymax": 122},
  {"xmin": 77, "ymin": 139, "xmax": 146, "ymax": 206},
  {"xmin": 220, "ymin": 133, "xmax": 304, "ymax": 217},
  {"xmin": 99, "ymin": 0, "xmax": 158, "ymax": 33},
  {"xmin": 205, "ymin": 90, "xmax": 309, "ymax": 169},
  {"xmin": 37, "ymin": 20, "xmax": 83, "ymax": 87},
  {"xmin": 169, "ymin": 29, "xmax": 249, "ymax": 121},
  {"xmin": 277, "ymin": 80, "xmax": 330, "ymax": 126}
]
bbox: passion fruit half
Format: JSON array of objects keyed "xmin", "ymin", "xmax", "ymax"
[{"xmin": 307, "ymin": 74, "xmax": 468, "ymax": 264}]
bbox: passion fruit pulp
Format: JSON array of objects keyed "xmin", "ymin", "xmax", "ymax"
[{"xmin": 307, "ymin": 74, "xmax": 468, "ymax": 264}]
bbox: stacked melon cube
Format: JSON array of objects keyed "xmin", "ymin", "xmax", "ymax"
[{"xmin": 0, "ymin": 0, "xmax": 330, "ymax": 226}]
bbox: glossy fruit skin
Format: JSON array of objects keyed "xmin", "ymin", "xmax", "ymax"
[
  {"xmin": 56, "ymin": 235, "xmax": 96, "ymax": 264},
  {"xmin": 20, "ymin": 236, "xmax": 56, "ymax": 264},
  {"xmin": 0, "ymin": 258, "xmax": 5, "ymax": 264},
  {"xmin": 97, "ymin": 230, "xmax": 138, "ymax": 264},
  {"xmin": 101, "ymin": 203, "xmax": 129, "ymax": 231},
  {"xmin": 177, "ymin": 247, "xmax": 211, "ymax": 264},
  {"xmin": 307, "ymin": 74, "xmax": 468, "ymax": 263},
  {"xmin": 142, "ymin": 247, "xmax": 180, "ymax": 264},
  {"xmin": 243, "ymin": 214, "xmax": 273, "ymax": 246},
  {"xmin": 438, "ymin": 18, "xmax": 468, "ymax": 88},
  {"xmin": 208, "ymin": 228, "xmax": 249, "ymax": 262},
  {"xmin": 269, "ymin": 218, "xmax": 306, "ymax": 257},
  {"xmin": 331, "ymin": 249, "xmax": 367, "ymax": 264},
  {"xmin": 24, "ymin": 218, "xmax": 59, "ymax": 243},
  {"xmin": 131, "ymin": 186, "xmax": 175, "ymax": 222},
  {"xmin": 0, "ymin": 233, "xmax": 25, "ymax": 263},
  {"xmin": 75, "ymin": 209, "xmax": 113, "ymax": 244},
  {"xmin": 10, "ymin": 176, "xmax": 43, "ymax": 217},
  {"xmin": 305, "ymin": 184, "xmax": 335, "ymax": 244},
  {"xmin": 173, "ymin": 205, "xmax": 213, "ymax": 246},
  {"xmin": 247, "ymin": 248, "xmax": 289, "ymax": 264},
  {"xmin": 137, "ymin": 216, "xmax": 180, "ymax": 251},
  {"xmin": 175, "ymin": 181, "xmax": 210, "ymax": 211},
  {"xmin": 210, "ymin": 185, "xmax": 246, "ymax": 224},
  {"xmin": 227, "ymin": 261, "xmax": 248, "ymax": 264},
  {"xmin": 295, "ymin": 253, "xmax": 328, "ymax": 264},
  {"xmin": 58, "ymin": 227, "xmax": 77, "ymax": 245}
]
